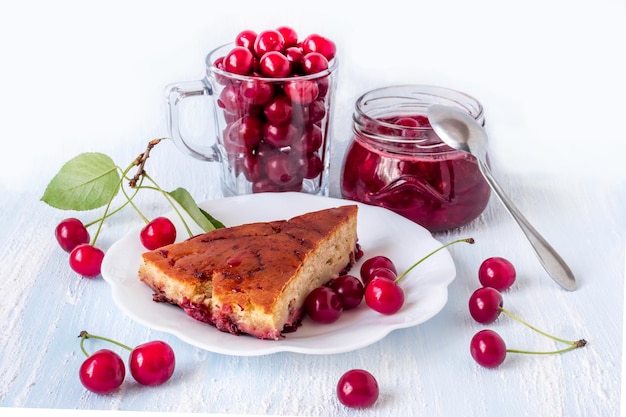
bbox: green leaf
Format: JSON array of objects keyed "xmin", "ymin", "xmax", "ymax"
[
  {"xmin": 168, "ymin": 187, "xmax": 224, "ymax": 232},
  {"xmin": 199, "ymin": 207, "xmax": 226, "ymax": 229},
  {"xmin": 41, "ymin": 152, "xmax": 120, "ymax": 211}
]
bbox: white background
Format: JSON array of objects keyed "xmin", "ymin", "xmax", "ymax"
[
  {"xmin": 2, "ymin": 0, "xmax": 625, "ymax": 192},
  {"xmin": 1, "ymin": 1, "xmax": 625, "ymax": 417}
]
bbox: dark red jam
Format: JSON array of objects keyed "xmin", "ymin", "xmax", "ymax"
[{"xmin": 340, "ymin": 87, "xmax": 491, "ymax": 232}]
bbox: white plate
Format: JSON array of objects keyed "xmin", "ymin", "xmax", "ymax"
[{"xmin": 101, "ymin": 192, "xmax": 456, "ymax": 356}]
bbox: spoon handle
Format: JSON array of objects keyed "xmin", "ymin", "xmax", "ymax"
[{"xmin": 478, "ymin": 161, "xmax": 577, "ymax": 291}]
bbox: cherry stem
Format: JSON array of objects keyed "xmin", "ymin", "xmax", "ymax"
[
  {"xmin": 507, "ymin": 340, "xmax": 587, "ymax": 356},
  {"xmin": 83, "ymin": 180, "xmax": 142, "ymax": 228},
  {"xmin": 395, "ymin": 238, "xmax": 475, "ymax": 284},
  {"xmin": 79, "ymin": 330, "xmax": 133, "ymax": 358},
  {"xmin": 88, "ymin": 163, "xmax": 134, "ymax": 246},
  {"xmin": 499, "ymin": 307, "xmax": 586, "ymax": 347},
  {"xmin": 136, "ymin": 173, "xmax": 194, "ymax": 237}
]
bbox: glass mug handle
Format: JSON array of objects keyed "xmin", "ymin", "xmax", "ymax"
[{"xmin": 165, "ymin": 79, "xmax": 220, "ymax": 162}]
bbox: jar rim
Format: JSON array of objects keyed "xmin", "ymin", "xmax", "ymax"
[{"xmin": 352, "ymin": 84, "xmax": 484, "ymax": 150}]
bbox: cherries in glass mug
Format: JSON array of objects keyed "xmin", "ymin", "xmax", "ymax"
[
  {"xmin": 340, "ymin": 85, "xmax": 491, "ymax": 232},
  {"xmin": 166, "ymin": 28, "xmax": 338, "ymax": 197}
]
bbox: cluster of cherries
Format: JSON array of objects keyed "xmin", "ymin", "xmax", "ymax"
[
  {"xmin": 304, "ymin": 255, "xmax": 408, "ymax": 323},
  {"xmin": 55, "ymin": 216, "xmax": 177, "ymax": 278},
  {"xmin": 78, "ymin": 331, "xmax": 175, "ymax": 394},
  {"xmin": 214, "ymin": 27, "xmax": 336, "ymax": 193},
  {"xmin": 468, "ymin": 257, "xmax": 586, "ymax": 368},
  {"xmin": 305, "ymin": 238, "xmax": 474, "ymax": 324}
]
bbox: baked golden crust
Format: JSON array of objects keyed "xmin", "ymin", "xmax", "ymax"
[{"xmin": 138, "ymin": 205, "xmax": 359, "ymax": 340}]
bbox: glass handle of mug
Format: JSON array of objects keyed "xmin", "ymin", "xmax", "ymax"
[{"xmin": 165, "ymin": 79, "xmax": 220, "ymax": 162}]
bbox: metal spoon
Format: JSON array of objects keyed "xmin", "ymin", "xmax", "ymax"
[{"xmin": 427, "ymin": 104, "xmax": 577, "ymax": 291}]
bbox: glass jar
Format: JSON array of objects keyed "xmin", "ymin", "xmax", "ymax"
[{"xmin": 340, "ymin": 85, "xmax": 491, "ymax": 232}]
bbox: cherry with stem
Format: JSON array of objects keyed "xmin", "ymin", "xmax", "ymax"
[
  {"xmin": 79, "ymin": 330, "xmax": 176, "ymax": 388},
  {"xmin": 365, "ymin": 238, "xmax": 475, "ymax": 315}
]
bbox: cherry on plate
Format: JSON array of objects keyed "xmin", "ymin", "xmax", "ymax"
[
  {"xmin": 360, "ymin": 255, "xmax": 397, "ymax": 285},
  {"xmin": 329, "ymin": 275, "xmax": 364, "ymax": 310},
  {"xmin": 140, "ymin": 217, "xmax": 177, "ymax": 250},
  {"xmin": 364, "ymin": 276, "xmax": 404, "ymax": 315},
  {"xmin": 305, "ymin": 286, "xmax": 343, "ymax": 323}
]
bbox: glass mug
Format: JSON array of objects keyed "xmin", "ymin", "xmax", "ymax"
[
  {"xmin": 166, "ymin": 43, "xmax": 338, "ymax": 197},
  {"xmin": 340, "ymin": 85, "xmax": 491, "ymax": 232}
]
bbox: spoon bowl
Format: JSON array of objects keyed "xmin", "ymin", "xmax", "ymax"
[{"xmin": 427, "ymin": 104, "xmax": 577, "ymax": 291}]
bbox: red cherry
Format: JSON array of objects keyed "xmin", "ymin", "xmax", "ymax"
[
  {"xmin": 301, "ymin": 33, "xmax": 336, "ymax": 61},
  {"xmin": 292, "ymin": 124, "xmax": 323, "ymax": 154},
  {"xmin": 263, "ymin": 151, "xmax": 300, "ymax": 186},
  {"xmin": 263, "ymin": 122, "xmax": 299, "ymax": 148},
  {"xmin": 284, "ymin": 79, "xmax": 319, "ymax": 104},
  {"xmin": 258, "ymin": 51, "xmax": 291, "ymax": 77},
  {"xmin": 217, "ymin": 83, "xmax": 246, "ymax": 114},
  {"xmin": 470, "ymin": 329, "xmax": 507, "ymax": 368},
  {"xmin": 251, "ymin": 177, "xmax": 302, "ymax": 193},
  {"xmin": 235, "ymin": 29, "xmax": 257, "ymax": 51},
  {"xmin": 363, "ymin": 267, "xmax": 396, "ymax": 287},
  {"xmin": 129, "ymin": 340, "xmax": 176, "ymax": 386},
  {"xmin": 301, "ymin": 52, "xmax": 329, "ymax": 74},
  {"xmin": 223, "ymin": 46, "xmax": 254, "ymax": 75},
  {"xmin": 226, "ymin": 115, "xmax": 264, "ymax": 150},
  {"xmin": 140, "ymin": 217, "xmax": 177, "ymax": 250},
  {"xmin": 360, "ymin": 256, "xmax": 397, "ymax": 285},
  {"xmin": 478, "ymin": 257, "xmax": 517, "ymax": 291},
  {"xmin": 69, "ymin": 244, "xmax": 105, "ymax": 278},
  {"xmin": 329, "ymin": 275, "xmax": 364, "ymax": 310},
  {"xmin": 337, "ymin": 369, "xmax": 379, "ymax": 408},
  {"xmin": 468, "ymin": 287, "xmax": 503, "ymax": 324},
  {"xmin": 276, "ymin": 26, "xmax": 298, "ymax": 47},
  {"xmin": 79, "ymin": 349, "xmax": 126, "ymax": 394},
  {"xmin": 297, "ymin": 152, "xmax": 324, "ymax": 179},
  {"xmin": 305, "ymin": 286, "xmax": 343, "ymax": 323},
  {"xmin": 55, "ymin": 218, "xmax": 90, "ymax": 252},
  {"xmin": 284, "ymin": 46, "xmax": 304, "ymax": 73},
  {"xmin": 253, "ymin": 29, "xmax": 285, "ymax": 57},
  {"xmin": 308, "ymin": 99, "xmax": 327, "ymax": 124},
  {"xmin": 239, "ymin": 79, "xmax": 274, "ymax": 105},
  {"xmin": 364, "ymin": 276, "xmax": 404, "ymax": 315},
  {"xmin": 239, "ymin": 152, "xmax": 264, "ymax": 182},
  {"xmin": 263, "ymin": 94, "xmax": 293, "ymax": 124}
]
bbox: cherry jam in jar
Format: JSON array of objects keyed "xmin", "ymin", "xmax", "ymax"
[{"xmin": 340, "ymin": 85, "xmax": 491, "ymax": 232}]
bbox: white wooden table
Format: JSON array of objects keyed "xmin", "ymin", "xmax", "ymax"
[{"xmin": 1, "ymin": 1, "xmax": 624, "ymax": 416}]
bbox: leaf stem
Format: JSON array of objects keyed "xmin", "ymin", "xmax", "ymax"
[
  {"xmin": 395, "ymin": 238, "xmax": 475, "ymax": 283},
  {"xmin": 78, "ymin": 330, "xmax": 133, "ymax": 358}
]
